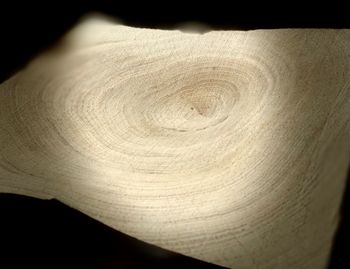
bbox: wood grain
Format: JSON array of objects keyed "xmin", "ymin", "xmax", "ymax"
[{"xmin": 1, "ymin": 17, "xmax": 350, "ymax": 268}]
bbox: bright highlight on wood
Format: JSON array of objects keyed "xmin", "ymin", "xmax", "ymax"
[{"xmin": 1, "ymin": 17, "xmax": 350, "ymax": 269}]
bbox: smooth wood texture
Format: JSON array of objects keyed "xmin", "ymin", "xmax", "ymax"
[{"xmin": 1, "ymin": 18, "xmax": 350, "ymax": 268}]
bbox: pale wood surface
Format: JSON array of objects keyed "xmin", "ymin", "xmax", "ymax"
[{"xmin": 1, "ymin": 18, "xmax": 350, "ymax": 268}]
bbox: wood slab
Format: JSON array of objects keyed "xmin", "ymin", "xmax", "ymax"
[{"xmin": 1, "ymin": 17, "xmax": 350, "ymax": 268}]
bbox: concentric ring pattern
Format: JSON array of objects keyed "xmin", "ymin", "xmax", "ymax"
[{"xmin": 1, "ymin": 24, "xmax": 350, "ymax": 269}]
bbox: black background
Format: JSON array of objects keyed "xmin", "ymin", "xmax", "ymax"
[{"xmin": 0, "ymin": 1, "xmax": 349, "ymax": 268}]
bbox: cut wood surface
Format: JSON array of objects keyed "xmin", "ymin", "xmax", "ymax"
[{"xmin": 1, "ymin": 17, "xmax": 350, "ymax": 268}]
